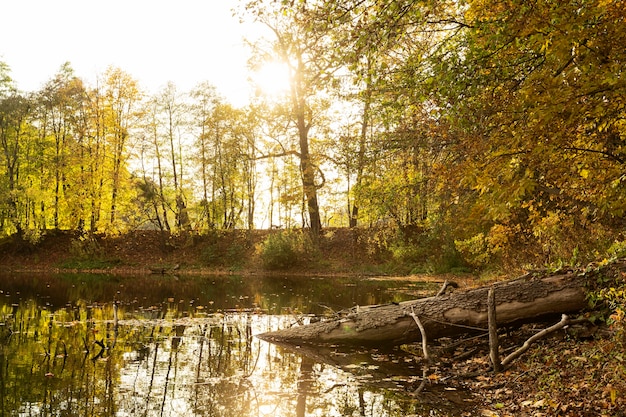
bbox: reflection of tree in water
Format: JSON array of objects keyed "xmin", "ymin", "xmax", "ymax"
[
  {"xmin": 296, "ymin": 357, "xmax": 314, "ymax": 417},
  {"xmin": 0, "ymin": 284, "xmax": 465, "ymax": 416}
]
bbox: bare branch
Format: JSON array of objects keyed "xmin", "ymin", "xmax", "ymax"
[{"xmin": 501, "ymin": 314, "xmax": 569, "ymax": 368}]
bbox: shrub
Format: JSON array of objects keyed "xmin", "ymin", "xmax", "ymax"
[
  {"xmin": 199, "ymin": 231, "xmax": 249, "ymax": 268},
  {"xmin": 259, "ymin": 231, "xmax": 302, "ymax": 270},
  {"xmin": 70, "ymin": 234, "xmax": 104, "ymax": 259},
  {"xmin": 63, "ymin": 233, "xmax": 120, "ymax": 269},
  {"xmin": 200, "ymin": 242, "xmax": 221, "ymax": 265}
]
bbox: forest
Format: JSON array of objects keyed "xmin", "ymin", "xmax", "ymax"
[{"xmin": 1, "ymin": 0, "xmax": 625, "ymax": 272}]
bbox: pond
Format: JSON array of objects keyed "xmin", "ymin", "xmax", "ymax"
[{"xmin": 0, "ymin": 273, "xmax": 474, "ymax": 416}]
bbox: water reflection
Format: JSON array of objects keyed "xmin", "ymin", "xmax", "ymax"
[{"xmin": 0, "ymin": 273, "xmax": 470, "ymax": 416}]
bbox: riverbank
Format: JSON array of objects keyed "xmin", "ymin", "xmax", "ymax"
[
  {"xmin": 0, "ymin": 228, "xmax": 470, "ymax": 277},
  {"xmin": 1, "ymin": 229, "xmax": 625, "ymax": 415},
  {"xmin": 0, "ymin": 229, "xmax": 480, "ymax": 296}
]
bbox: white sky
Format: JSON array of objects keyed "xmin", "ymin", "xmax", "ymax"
[{"xmin": 0, "ymin": 0, "xmax": 261, "ymax": 105}]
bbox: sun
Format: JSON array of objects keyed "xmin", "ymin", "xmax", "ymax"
[{"xmin": 253, "ymin": 61, "xmax": 291, "ymax": 99}]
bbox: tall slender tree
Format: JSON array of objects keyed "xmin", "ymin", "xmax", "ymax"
[
  {"xmin": 140, "ymin": 96, "xmax": 171, "ymax": 231},
  {"xmin": 101, "ymin": 67, "xmax": 142, "ymax": 228},
  {"xmin": 243, "ymin": 0, "xmax": 342, "ymax": 235},
  {"xmin": 189, "ymin": 82, "xmax": 221, "ymax": 229},
  {"xmin": 0, "ymin": 87, "xmax": 31, "ymax": 234},
  {"xmin": 157, "ymin": 82, "xmax": 190, "ymax": 230},
  {"xmin": 38, "ymin": 63, "xmax": 86, "ymax": 229}
]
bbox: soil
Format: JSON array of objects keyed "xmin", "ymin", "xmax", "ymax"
[{"xmin": 0, "ymin": 228, "xmax": 391, "ymax": 275}]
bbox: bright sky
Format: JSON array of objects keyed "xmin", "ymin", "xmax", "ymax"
[{"xmin": 0, "ymin": 0, "xmax": 259, "ymax": 105}]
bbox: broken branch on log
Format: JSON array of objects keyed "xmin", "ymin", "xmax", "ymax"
[
  {"xmin": 410, "ymin": 306, "xmax": 430, "ymax": 362},
  {"xmin": 436, "ymin": 280, "xmax": 459, "ymax": 296}
]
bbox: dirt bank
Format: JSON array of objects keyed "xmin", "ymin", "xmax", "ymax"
[{"xmin": 0, "ymin": 228, "xmax": 396, "ymax": 276}]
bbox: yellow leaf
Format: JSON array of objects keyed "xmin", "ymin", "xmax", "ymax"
[{"xmin": 610, "ymin": 388, "xmax": 617, "ymax": 404}]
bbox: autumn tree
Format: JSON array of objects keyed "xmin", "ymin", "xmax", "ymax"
[
  {"xmin": 38, "ymin": 63, "xmax": 87, "ymax": 230},
  {"xmin": 234, "ymin": 105, "xmax": 260, "ymax": 229},
  {"xmin": 101, "ymin": 67, "xmax": 142, "ymax": 230},
  {"xmin": 156, "ymin": 82, "xmax": 191, "ymax": 230},
  {"xmin": 188, "ymin": 82, "xmax": 219, "ymax": 230},
  {"xmin": 80, "ymin": 81, "xmax": 110, "ymax": 232},
  {"xmin": 242, "ymin": 0, "xmax": 343, "ymax": 235},
  {"xmin": 428, "ymin": 0, "xmax": 626, "ymax": 265},
  {"xmin": 0, "ymin": 63, "xmax": 32, "ymax": 235},
  {"xmin": 138, "ymin": 95, "xmax": 172, "ymax": 231},
  {"xmin": 198, "ymin": 98, "xmax": 249, "ymax": 229}
]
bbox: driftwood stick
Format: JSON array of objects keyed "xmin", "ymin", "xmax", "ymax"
[
  {"xmin": 436, "ymin": 280, "xmax": 450, "ymax": 296},
  {"xmin": 410, "ymin": 306, "xmax": 430, "ymax": 362},
  {"xmin": 501, "ymin": 314, "xmax": 570, "ymax": 368},
  {"xmin": 436, "ymin": 280, "xmax": 459, "ymax": 296},
  {"xmin": 113, "ymin": 301, "xmax": 119, "ymax": 327},
  {"xmin": 410, "ymin": 306, "xmax": 430, "ymax": 396},
  {"xmin": 488, "ymin": 287, "xmax": 501, "ymax": 372},
  {"xmin": 413, "ymin": 368, "xmax": 428, "ymax": 395}
]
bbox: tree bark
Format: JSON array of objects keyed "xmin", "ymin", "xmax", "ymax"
[{"xmin": 257, "ymin": 272, "xmax": 588, "ymax": 347}]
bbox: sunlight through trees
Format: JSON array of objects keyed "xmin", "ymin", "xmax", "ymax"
[{"xmin": 1, "ymin": 0, "xmax": 624, "ymax": 268}]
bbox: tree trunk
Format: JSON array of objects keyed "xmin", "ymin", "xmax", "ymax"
[
  {"xmin": 257, "ymin": 272, "xmax": 588, "ymax": 347},
  {"xmin": 297, "ymin": 113, "xmax": 322, "ymax": 236}
]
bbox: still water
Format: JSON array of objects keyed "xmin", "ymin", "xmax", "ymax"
[{"xmin": 0, "ymin": 273, "xmax": 472, "ymax": 416}]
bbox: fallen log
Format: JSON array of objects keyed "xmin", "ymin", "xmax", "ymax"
[{"xmin": 257, "ymin": 272, "xmax": 589, "ymax": 347}]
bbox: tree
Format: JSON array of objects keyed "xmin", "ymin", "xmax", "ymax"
[
  {"xmin": 429, "ymin": 0, "xmax": 626, "ymax": 264},
  {"xmin": 0, "ymin": 92, "xmax": 31, "ymax": 235},
  {"xmin": 208, "ymin": 101, "xmax": 247, "ymax": 229},
  {"xmin": 101, "ymin": 67, "xmax": 142, "ymax": 229},
  {"xmin": 139, "ymin": 95, "xmax": 172, "ymax": 231},
  {"xmin": 189, "ymin": 82, "xmax": 220, "ymax": 230},
  {"xmin": 38, "ymin": 63, "xmax": 87, "ymax": 230},
  {"xmin": 156, "ymin": 82, "xmax": 190, "ymax": 231},
  {"xmin": 233, "ymin": 106, "xmax": 260, "ymax": 229},
  {"xmin": 243, "ymin": 0, "xmax": 342, "ymax": 235},
  {"xmin": 190, "ymin": 83, "xmax": 259, "ymax": 230}
]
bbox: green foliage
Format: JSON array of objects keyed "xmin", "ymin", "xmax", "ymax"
[
  {"xmin": 63, "ymin": 234, "xmax": 120, "ymax": 269},
  {"xmin": 199, "ymin": 230, "xmax": 222, "ymax": 266},
  {"xmin": 258, "ymin": 230, "xmax": 314, "ymax": 270},
  {"xmin": 200, "ymin": 241, "xmax": 221, "ymax": 266},
  {"xmin": 597, "ymin": 286, "xmax": 626, "ymax": 328},
  {"xmin": 454, "ymin": 233, "xmax": 491, "ymax": 269},
  {"xmin": 606, "ymin": 241, "xmax": 626, "ymax": 260},
  {"xmin": 199, "ymin": 231, "xmax": 248, "ymax": 269},
  {"xmin": 384, "ymin": 225, "xmax": 468, "ymax": 274},
  {"xmin": 584, "ymin": 258, "xmax": 626, "ymax": 340},
  {"xmin": 69, "ymin": 234, "xmax": 104, "ymax": 259},
  {"xmin": 21, "ymin": 228, "xmax": 44, "ymax": 245},
  {"xmin": 259, "ymin": 231, "xmax": 299, "ymax": 270}
]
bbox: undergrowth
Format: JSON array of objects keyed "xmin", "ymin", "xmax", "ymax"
[{"xmin": 258, "ymin": 230, "xmax": 317, "ymax": 270}]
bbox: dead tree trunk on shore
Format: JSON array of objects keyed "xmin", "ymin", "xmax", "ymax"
[{"xmin": 257, "ymin": 272, "xmax": 589, "ymax": 347}]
